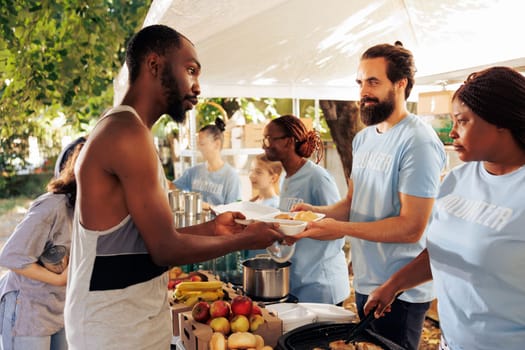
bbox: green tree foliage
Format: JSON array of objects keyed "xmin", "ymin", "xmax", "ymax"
[{"xmin": 0, "ymin": 0, "xmax": 150, "ymax": 178}]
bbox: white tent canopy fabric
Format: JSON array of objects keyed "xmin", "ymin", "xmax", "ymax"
[{"xmin": 114, "ymin": 0, "xmax": 525, "ymax": 102}]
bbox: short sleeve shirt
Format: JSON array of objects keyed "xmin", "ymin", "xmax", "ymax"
[{"xmin": 350, "ymin": 114, "xmax": 445, "ymax": 302}]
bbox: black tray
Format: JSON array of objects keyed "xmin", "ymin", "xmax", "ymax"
[{"xmin": 276, "ymin": 321, "xmax": 406, "ymax": 350}]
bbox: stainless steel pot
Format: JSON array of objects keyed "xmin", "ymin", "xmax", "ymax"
[{"xmin": 242, "ymin": 256, "xmax": 290, "ymax": 300}]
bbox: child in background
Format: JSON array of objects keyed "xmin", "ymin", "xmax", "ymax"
[
  {"xmin": 249, "ymin": 154, "xmax": 282, "ymax": 208},
  {"xmin": 245, "ymin": 154, "xmax": 283, "ymax": 259}
]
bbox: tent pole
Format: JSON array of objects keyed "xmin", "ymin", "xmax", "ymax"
[
  {"xmin": 314, "ymin": 99, "xmax": 320, "ymax": 127},
  {"xmin": 188, "ymin": 109, "xmax": 197, "ymax": 167},
  {"xmin": 292, "ymin": 98, "xmax": 300, "ymax": 117}
]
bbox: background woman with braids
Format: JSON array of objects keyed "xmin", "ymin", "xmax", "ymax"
[
  {"xmin": 173, "ymin": 117, "xmax": 241, "ymax": 209},
  {"xmin": 262, "ymin": 115, "xmax": 349, "ymax": 304},
  {"xmin": 364, "ymin": 66, "xmax": 525, "ymax": 350}
]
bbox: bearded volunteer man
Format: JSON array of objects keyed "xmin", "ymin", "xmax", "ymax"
[
  {"xmin": 291, "ymin": 42, "xmax": 445, "ymax": 349},
  {"xmin": 64, "ymin": 25, "xmax": 282, "ymax": 349}
]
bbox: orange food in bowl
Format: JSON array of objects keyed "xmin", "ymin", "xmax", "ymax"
[
  {"xmin": 275, "ymin": 213, "xmax": 294, "ymax": 220},
  {"xmin": 294, "ymin": 211, "xmax": 318, "ymax": 222}
]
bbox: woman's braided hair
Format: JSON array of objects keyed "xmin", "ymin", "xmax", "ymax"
[
  {"xmin": 271, "ymin": 115, "xmax": 324, "ymax": 164},
  {"xmin": 453, "ymin": 66, "xmax": 525, "ymax": 150}
]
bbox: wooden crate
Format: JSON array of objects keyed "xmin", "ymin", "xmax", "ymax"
[
  {"xmin": 180, "ymin": 308, "xmax": 283, "ymax": 350},
  {"xmin": 170, "ymin": 271, "xmax": 220, "ymax": 336}
]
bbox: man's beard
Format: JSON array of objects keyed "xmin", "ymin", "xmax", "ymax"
[
  {"xmin": 161, "ymin": 65, "xmax": 187, "ymax": 123},
  {"xmin": 360, "ymin": 90, "xmax": 395, "ymax": 126}
]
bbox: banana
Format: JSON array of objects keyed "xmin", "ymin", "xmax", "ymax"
[
  {"xmin": 173, "ymin": 281, "xmax": 225, "ymax": 305},
  {"xmin": 183, "ymin": 295, "xmax": 201, "ymax": 307},
  {"xmin": 174, "ymin": 290, "xmax": 201, "ymax": 301},
  {"xmin": 199, "ymin": 290, "xmax": 224, "ymax": 302},
  {"xmin": 176, "ymin": 281, "xmax": 223, "ymax": 292},
  {"xmin": 174, "ymin": 288, "xmax": 184, "ymax": 299}
]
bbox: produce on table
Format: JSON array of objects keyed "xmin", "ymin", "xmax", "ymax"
[
  {"xmin": 168, "ymin": 267, "xmax": 208, "ymax": 290},
  {"xmin": 209, "ymin": 332, "xmax": 227, "ymax": 350},
  {"xmin": 191, "ymin": 295, "xmax": 268, "ymax": 336},
  {"xmin": 249, "ymin": 314, "xmax": 265, "ymax": 332},
  {"xmin": 251, "ymin": 302, "xmax": 262, "ymax": 316},
  {"xmin": 210, "ymin": 300, "xmax": 231, "ymax": 318},
  {"xmin": 230, "ymin": 295, "xmax": 253, "ymax": 316},
  {"xmin": 209, "ymin": 331, "xmax": 274, "ymax": 350},
  {"xmin": 209, "ymin": 316, "xmax": 231, "ymax": 335},
  {"xmin": 171, "ymin": 280, "xmax": 225, "ymax": 307},
  {"xmin": 192, "ymin": 301, "xmax": 211, "ymax": 323},
  {"xmin": 230, "ymin": 315, "xmax": 250, "ymax": 333}
]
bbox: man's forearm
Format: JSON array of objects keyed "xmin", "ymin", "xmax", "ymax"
[
  {"xmin": 316, "ymin": 197, "xmax": 351, "ymax": 221},
  {"xmin": 341, "ymin": 215, "xmax": 425, "ymax": 243},
  {"xmin": 177, "ymin": 220, "xmax": 215, "ymax": 236},
  {"xmin": 386, "ymin": 249, "xmax": 433, "ymax": 292}
]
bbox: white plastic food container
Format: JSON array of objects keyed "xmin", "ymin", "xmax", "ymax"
[
  {"xmin": 267, "ymin": 302, "xmax": 357, "ymax": 333},
  {"xmin": 266, "ymin": 303, "xmax": 317, "ymax": 333},
  {"xmin": 299, "ymin": 302, "xmax": 356, "ymax": 323}
]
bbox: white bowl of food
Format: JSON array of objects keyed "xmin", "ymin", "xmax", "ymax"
[
  {"xmin": 277, "ymin": 221, "xmax": 307, "ymax": 236},
  {"xmin": 262, "ymin": 211, "xmax": 325, "ymax": 224}
]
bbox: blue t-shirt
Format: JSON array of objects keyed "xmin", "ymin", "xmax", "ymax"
[
  {"xmin": 256, "ymin": 195, "xmax": 279, "ymax": 209},
  {"xmin": 428, "ymin": 162, "xmax": 525, "ymax": 349},
  {"xmin": 173, "ymin": 162, "xmax": 241, "ymax": 205},
  {"xmin": 280, "ymin": 160, "xmax": 350, "ymax": 304},
  {"xmin": 350, "ymin": 114, "xmax": 445, "ymax": 303}
]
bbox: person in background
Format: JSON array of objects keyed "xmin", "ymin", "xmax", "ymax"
[
  {"xmin": 291, "ymin": 42, "xmax": 445, "ymax": 349},
  {"xmin": 364, "ymin": 66, "xmax": 525, "ymax": 350},
  {"xmin": 248, "ymin": 153, "xmax": 282, "ymax": 208},
  {"xmin": 64, "ymin": 25, "xmax": 283, "ymax": 349},
  {"xmin": 245, "ymin": 153, "xmax": 283, "ymax": 258},
  {"xmin": 53, "ymin": 136, "xmax": 86, "ymax": 178},
  {"xmin": 263, "ymin": 115, "xmax": 350, "ymax": 304},
  {"xmin": 173, "ymin": 117, "xmax": 241, "ymax": 209},
  {"xmin": 0, "ymin": 139, "xmax": 84, "ymax": 350}
]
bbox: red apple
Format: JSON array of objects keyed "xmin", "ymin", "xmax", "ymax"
[
  {"xmin": 167, "ymin": 280, "xmax": 177, "ymax": 290},
  {"xmin": 210, "ymin": 300, "xmax": 231, "ymax": 319},
  {"xmin": 192, "ymin": 301, "xmax": 211, "ymax": 323},
  {"xmin": 230, "ymin": 314, "xmax": 250, "ymax": 333},
  {"xmin": 209, "ymin": 316, "xmax": 231, "ymax": 335},
  {"xmin": 190, "ymin": 275, "xmax": 202, "ymax": 281},
  {"xmin": 231, "ymin": 295, "xmax": 253, "ymax": 316},
  {"xmin": 251, "ymin": 302, "xmax": 263, "ymax": 316}
]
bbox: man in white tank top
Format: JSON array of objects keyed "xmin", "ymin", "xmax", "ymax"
[{"xmin": 65, "ymin": 25, "xmax": 283, "ymax": 349}]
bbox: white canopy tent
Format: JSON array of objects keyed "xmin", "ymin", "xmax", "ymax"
[{"xmin": 114, "ymin": 0, "xmax": 525, "ymax": 103}]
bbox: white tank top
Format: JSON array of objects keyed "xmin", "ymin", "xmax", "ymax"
[{"xmin": 64, "ymin": 105, "xmax": 172, "ymax": 349}]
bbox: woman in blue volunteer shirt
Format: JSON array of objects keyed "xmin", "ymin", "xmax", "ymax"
[
  {"xmin": 173, "ymin": 117, "xmax": 240, "ymax": 208},
  {"xmin": 262, "ymin": 115, "xmax": 349, "ymax": 304},
  {"xmin": 364, "ymin": 66, "xmax": 525, "ymax": 350}
]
